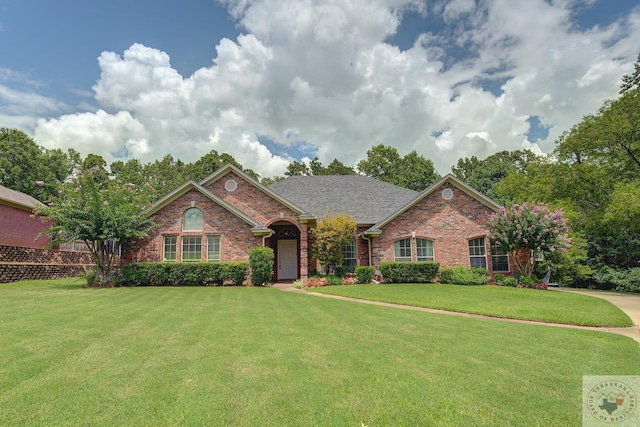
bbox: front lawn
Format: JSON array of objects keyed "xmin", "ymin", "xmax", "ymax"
[
  {"xmin": 1, "ymin": 279, "xmax": 638, "ymax": 426},
  {"xmin": 310, "ymin": 283, "xmax": 634, "ymax": 327}
]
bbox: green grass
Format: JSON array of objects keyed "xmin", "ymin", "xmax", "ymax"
[
  {"xmin": 310, "ymin": 283, "xmax": 634, "ymax": 327},
  {"xmin": 0, "ymin": 279, "xmax": 638, "ymax": 426}
]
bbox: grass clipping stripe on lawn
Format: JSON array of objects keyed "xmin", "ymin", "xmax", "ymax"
[
  {"xmin": 0, "ymin": 279, "xmax": 638, "ymax": 426},
  {"xmin": 310, "ymin": 283, "xmax": 634, "ymax": 327}
]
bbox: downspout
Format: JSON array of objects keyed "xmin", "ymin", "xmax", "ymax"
[
  {"xmin": 262, "ymin": 231, "xmax": 274, "ymax": 247},
  {"xmin": 362, "ymin": 235, "xmax": 373, "ymax": 267}
]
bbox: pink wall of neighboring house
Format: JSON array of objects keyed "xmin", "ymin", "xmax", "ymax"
[{"xmin": 0, "ymin": 203, "xmax": 50, "ymax": 248}]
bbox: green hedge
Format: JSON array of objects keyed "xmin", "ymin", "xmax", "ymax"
[
  {"xmin": 249, "ymin": 246, "xmax": 274, "ymax": 286},
  {"xmin": 121, "ymin": 262, "xmax": 249, "ymax": 286},
  {"xmin": 355, "ymin": 266, "xmax": 374, "ymax": 283},
  {"xmin": 379, "ymin": 262, "xmax": 440, "ymax": 283},
  {"xmin": 439, "ymin": 265, "xmax": 488, "ymax": 285}
]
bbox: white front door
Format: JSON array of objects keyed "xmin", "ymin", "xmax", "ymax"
[{"xmin": 277, "ymin": 240, "xmax": 298, "ymax": 280}]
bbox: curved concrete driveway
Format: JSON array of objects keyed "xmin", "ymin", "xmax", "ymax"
[
  {"xmin": 552, "ymin": 288, "xmax": 640, "ymax": 343},
  {"xmin": 274, "ymin": 282, "xmax": 640, "ymax": 344}
]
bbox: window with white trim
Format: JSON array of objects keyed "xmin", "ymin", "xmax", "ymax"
[
  {"xmin": 394, "ymin": 238, "xmax": 412, "ymax": 262},
  {"xmin": 207, "ymin": 236, "xmax": 220, "ymax": 262},
  {"xmin": 416, "ymin": 238, "xmax": 434, "ymax": 262},
  {"xmin": 182, "ymin": 236, "xmax": 202, "ymax": 262},
  {"xmin": 183, "ymin": 208, "xmax": 203, "ymax": 231},
  {"xmin": 341, "ymin": 239, "xmax": 357, "ymax": 272},
  {"xmin": 468, "ymin": 237, "xmax": 487, "ymax": 268},
  {"xmin": 164, "ymin": 236, "xmax": 177, "ymax": 261},
  {"xmin": 490, "ymin": 240, "xmax": 509, "ymax": 272}
]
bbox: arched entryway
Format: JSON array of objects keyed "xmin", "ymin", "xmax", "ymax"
[{"xmin": 267, "ymin": 222, "xmax": 300, "ymax": 282}]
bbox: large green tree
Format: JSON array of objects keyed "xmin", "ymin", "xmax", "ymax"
[
  {"xmin": 284, "ymin": 157, "xmax": 355, "ymax": 177},
  {"xmin": 357, "ymin": 144, "xmax": 440, "ymax": 191},
  {"xmin": 0, "ymin": 127, "xmax": 77, "ymax": 201},
  {"xmin": 35, "ymin": 168, "xmax": 156, "ymax": 286},
  {"xmin": 452, "ymin": 149, "xmax": 542, "ymax": 203}
]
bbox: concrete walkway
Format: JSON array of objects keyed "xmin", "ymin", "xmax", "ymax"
[{"xmin": 272, "ymin": 282, "xmax": 640, "ymax": 344}]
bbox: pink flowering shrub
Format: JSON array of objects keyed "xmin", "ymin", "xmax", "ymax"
[
  {"xmin": 489, "ymin": 202, "xmax": 571, "ymax": 277},
  {"xmin": 300, "ymin": 277, "xmax": 327, "ymax": 288},
  {"xmin": 343, "ymin": 273, "xmax": 358, "ymax": 285}
]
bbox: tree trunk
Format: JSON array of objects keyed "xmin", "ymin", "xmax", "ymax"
[{"xmin": 509, "ymin": 247, "xmax": 535, "ymax": 277}]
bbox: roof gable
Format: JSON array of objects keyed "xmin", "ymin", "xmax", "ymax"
[
  {"xmin": 199, "ymin": 164, "xmax": 309, "ymax": 216},
  {"xmin": 0, "ymin": 185, "xmax": 43, "ymax": 211},
  {"xmin": 147, "ymin": 180, "xmax": 263, "ymax": 230},
  {"xmin": 269, "ymin": 175, "xmax": 418, "ymax": 225},
  {"xmin": 368, "ymin": 174, "xmax": 502, "ymax": 232}
]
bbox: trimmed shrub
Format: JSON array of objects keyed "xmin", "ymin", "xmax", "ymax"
[
  {"xmin": 85, "ymin": 270, "xmax": 99, "ymax": 287},
  {"xmin": 517, "ymin": 273, "xmax": 537, "ymax": 289},
  {"xmin": 249, "ymin": 246, "xmax": 275, "ymax": 286},
  {"xmin": 439, "ymin": 265, "xmax": 488, "ymax": 285},
  {"xmin": 355, "ymin": 266, "xmax": 374, "ymax": 284},
  {"xmin": 379, "ymin": 262, "xmax": 440, "ymax": 283},
  {"xmin": 499, "ymin": 276, "xmax": 518, "ymax": 287},
  {"xmin": 334, "ymin": 266, "xmax": 349, "ymax": 278},
  {"xmin": 325, "ymin": 275, "xmax": 344, "ymax": 286},
  {"xmin": 121, "ymin": 262, "xmax": 249, "ymax": 286}
]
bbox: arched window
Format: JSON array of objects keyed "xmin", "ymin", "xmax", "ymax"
[{"xmin": 183, "ymin": 208, "xmax": 203, "ymax": 231}]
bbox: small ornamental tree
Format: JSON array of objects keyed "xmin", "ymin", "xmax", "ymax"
[
  {"xmin": 310, "ymin": 212, "xmax": 357, "ymax": 274},
  {"xmin": 489, "ymin": 202, "xmax": 571, "ymax": 277},
  {"xmin": 35, "ymin": 167, "xmax": 156, "ymax": 286}
]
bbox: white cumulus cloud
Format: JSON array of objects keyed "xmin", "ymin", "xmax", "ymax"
[{"xmin": 28, "ymin": 0, "xmax": 640, "ymax": 178}]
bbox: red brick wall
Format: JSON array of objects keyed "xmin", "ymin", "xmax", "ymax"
[
  {"xmin": 372, "ymin": 183, "xmax": 502, "ymax": 273},
  {"xmin": 205, "ymin": 171, "xmax": 309, "ymax": 278},
  {"xmin": 132, "ymin": 188, "xmax": 262, "ymax": 262},
  {"xmin": 356, "ymin": 227, "xmax": 371, "ymax": 267},
  {"xmin": 0, "ymin": 204, "xmax": 50, "ymax": 248},
  {"xmin": 205, "ymin": 171, "xmax": 302, "ymax": 226}
]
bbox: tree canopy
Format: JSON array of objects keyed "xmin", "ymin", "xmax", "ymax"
[
  {"xmin": 0, "ymin": 128, "xmax": 79, "ymax": 202},
  {"xmin": 35, "ymin": 168, "xmax": 156, "ymax": 286},
  {"xmin": 489, "ymin": 203, "xmax": 571, "ymax": 277},
  {"xmin": 357, "ymin": 144, "xmax": 440, "ymax": 191},
  {"xmin": 310, "ymin": 212, "xmax": 357, "ymax": 274}
]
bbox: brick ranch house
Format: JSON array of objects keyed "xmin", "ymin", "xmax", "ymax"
[{"xmin": 130, "ymin": 164, "xmax": 510, "ymax": 281}]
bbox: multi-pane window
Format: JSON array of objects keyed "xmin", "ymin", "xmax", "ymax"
[
  {"xmin": 394, "ymin": 238, "xmax": 412, "ymax": 262},
  {"xmin": 468, "ymin": 237, "xmax": 487, "ymax": 268},
  {"xmin": 341, "ymin": 239, "xmax": 357, "ymax": 272},
  {"xmin": 491, "ymin": 240, "xmax": 509, "ymax": 272},
  {"xmin": 207, "ymin": 236, "xmax": 220, "ymax": 262},
  {"xmin": 183, "ymin": 208, "xmax": 203, "ymax": 231},
  {"xmin": 182, "ymin": 236, "xmax": 202, "ymax": 262},
  {"xmin": 416, "ymin": 239, "xmax": 434, "ymax": 262},
  {"xmin": 164, "ymin": 236, "xmax": 177, "ymax": 261}
]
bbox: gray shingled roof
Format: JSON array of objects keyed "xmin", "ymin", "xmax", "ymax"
[
  {"xmin": 0, "ymin": 185, "xmax": 42, "ymax": 211},
  {"xmin": 269, "ymin": 175, "xmax": 418, "ymax": 225}
]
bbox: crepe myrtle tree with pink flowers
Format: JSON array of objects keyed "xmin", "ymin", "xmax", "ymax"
[{"xmin": 489, "ymin": 202, "xmax": 572, "ymax": 278}]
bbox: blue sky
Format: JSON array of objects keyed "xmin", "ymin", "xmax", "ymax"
[{"xmin": 1, "ymin": 0, "xmax": 639, "ymax": 178}]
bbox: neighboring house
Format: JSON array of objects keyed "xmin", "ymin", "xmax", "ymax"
[
  {"xmin": 0, "ymin": 185, "xmax": 50, "ymax": 248},
  {"xmin": 131, "ymin": 164, "xmax": 510, "ymax": 281}
]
